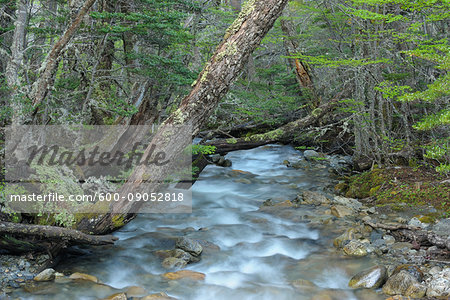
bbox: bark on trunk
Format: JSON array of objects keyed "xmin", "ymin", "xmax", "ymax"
[
  {"xmin": 5, "ymin": 0, "xmax": 29, "ymax": 124},
  {"xmin": 76, "ymin": 0, "xmax": 290, "ymax": 234}
]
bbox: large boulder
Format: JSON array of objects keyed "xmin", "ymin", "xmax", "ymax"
[
  {"xmin": 349, "ymin": 265, "xmax": 387, "ymax": 289},
  {"xmin": 382, "ymin": 270, "xmax": 426, "ymax": 298}
]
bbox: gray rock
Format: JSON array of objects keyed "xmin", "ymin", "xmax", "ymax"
[
  {"xmin": 175, "ymin": 237, "xmax": 203, "ymax": 256},
  {"xmin": 349, "ymin": 265, "xmax": 387, "ymax": 289},
  {"xmin": 333, "ymin": 196, "xmax": 363, "ymax": 211},
  {"xmin": 382, "ymin": 270, "xmax": 422, "ymax": 296},
  {"xmin": 303, "ymin": 150, "xmax": 321, "ymax": 161},
  {"xmin": 426, "ymin": 267, "xmax": 450, "ymax": 298},
  {"xmin": 33, "ymin": 268, "xmax": 55, "ymax": 282},
  {"xmin": 383, "ymin": 235, "xmax": 395, "ymax": 245},
  {"xmin": 372, "ymin": 239, "xmax": 386, "ymax": 247},
  {"xmin": 367, "ymin": 207, "xmax": 376, "ymax": 214},
  {"xmin": 408, "ymin": 217, "xmax": 429, "ymax": 229},
  {"xmin": 433, "ymin": 218, "xmax": 450, "ymax": 236},
  {"xmin": 161, "ymin": 257, "xmax": 187, "ymax": 269},
  {"xmin": 302, "ymin": 191, "xmax": 331, "ymax": 205},
  {"xmin": 343, "ymin": 240, "xmax": 369, "ymax": 257},
  {"xmin": 391, "ymin": 242, "xmax": 413, "ymax": 251}
]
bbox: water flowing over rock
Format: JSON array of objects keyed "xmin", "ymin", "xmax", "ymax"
[
  {"xmin": 349, "ymin": 265, "xmax": 387, "ymax": 289},
  {"xmin": 161, "ymin": 257, "xmax": 187, "ymax": 269},
  {"xmin": 102, "ymin": 293, "xmax": 127, "ymax": 300},
  {"xmin": 69, "ymin": 272, "xmax": 98, "ymax": 283},
  {"xmin": 162, "ymin": 270, "xmax": 205, "ymax": 281}
]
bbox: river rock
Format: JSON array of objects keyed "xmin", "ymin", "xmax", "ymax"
[
  {"xmin": 408, "ymin": 217, "xmax": 429, "ymax": 229},
  {"xmin": 303, "ymin": 150, "xmax": 321, "ymax": 161},
  {"xmin": 102, "ymin": 293, "xmax": 127, "ymax": 300},
  {"xmin": 162, "ymin": 257, "xmax": 187, "ymax": 269},
  {"xmin": 333, "ymin": 228, "xmax": 360, "ymax": 248},
  {"xmin": 69, "ymin": 272, "xmax": 98, "ymax": 283},
  {"xmin": 333, "ymin": 196, "xmax": 363, "ymax": 211},
  {"xmin": 302, "ymin": 191, "xmax": 331, "ymax": 205},
  {"xmin": 392, "ymin": 264, "xmax": 423, "ymax": 281},
  {"xmin": 162, "ymin": 270, "xmax": 205, "ymax": 281},
  {"xmin": 426, "ymin": 267, "xmax": 450, "ymax": 298},
  {"xmin": 291, "ymin": 279, "xmax": 318, "ymax": 293},
  {"xmin": 331, "ymin": 205, "xmax": 354, "ymax": 218},
  {"xmin": 349, "ymin": 265, "xmax": 387, "ymax": 289},
  {"xmin": 175, "ymin": 237, "xmax": 203, "ymax": 256},
  {"xmin": 33, "ymin": 268, "xmax": 55, "ymax": 282},
  {"xmin": 383, "ymin": 235, "xmax": 395, "ymax": 245},
  {"xmin": 432, "ymin": 218, "xmax": 450, "ymax": 236},
  {"xmin": 343, "ymin": 240, "xmax": 369, "ymax": 257},
  {"xmin": 391, "ymin": 242, "xmax": 413, "ymax": 251},
  {"xmin": 125, "ymin": 286, "xmax": 147, "ymax": 297},
  {"xmin": 382, "ymin": 270, "xmax": 423, "ymax": 296},
  {"xmin": 141, "ymin": 292, "xmax": 177, "ymax": 299}
]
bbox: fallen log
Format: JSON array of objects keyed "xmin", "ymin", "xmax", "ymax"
[
  {"xmin": 0, "ymin": 221, "xmax": 118, "ymax": 246},
  {"xmin": 204, "ymin": 97, "xmax": 342, "ymax": 154}
]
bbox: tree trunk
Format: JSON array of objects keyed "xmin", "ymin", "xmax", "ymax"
[
  {"xmin": 29, "ymin": 0, "xmax": 97, "ymax": 110},
  {"xmin": 76, "ymin": 0, "xmax": 291, "ymax": 235},
  {"xmin": 280, "ymin": 17, "xmax": 317, "ymax": 105},
  {"xmin": 5, "ymin": 0, "xmax": 29, "ymax": 124}
]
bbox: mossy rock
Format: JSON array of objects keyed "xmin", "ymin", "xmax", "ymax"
[{"xmin": 345, "ymin": 169, "xmax": 386, "ymax": 199}]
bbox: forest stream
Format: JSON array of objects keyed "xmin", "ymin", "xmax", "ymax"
[{"xmin": 9, "ymin": 145, "xmax": 384, "ymax": 300}]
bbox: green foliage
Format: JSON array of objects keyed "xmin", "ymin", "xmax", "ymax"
[{"xmin": 191, "ymin": 144, "xmax": 216, "ymax": 155}]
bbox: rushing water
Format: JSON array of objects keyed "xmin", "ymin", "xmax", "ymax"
[{"xmin": 13, "ymin": 145, "xmax": 384, "ymax": 300}]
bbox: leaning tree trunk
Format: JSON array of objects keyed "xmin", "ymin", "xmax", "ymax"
[
  {"xmin": 29, "ymin": 0, "xmax": 97, "ymax": 110},
  {"xmin": 76, "ymin": 0, "xmax": 291, "ymax": 234}
]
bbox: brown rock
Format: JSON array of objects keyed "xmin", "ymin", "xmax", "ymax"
[
  {"xmin": 140, "ymin": 292, "xmax": 177, "ymax": 299},
  {"xmin": 331, "ymin": 205, "xmax": 353, "ymax": 218},
  {"xmin": 69, "ymin": 272, "xmax": 99, "ymax": 283},
  {"xmin": 102, "ymin": 293, "xmax": 127, "ymax": 300},
  {"xmin": 162, "ymin": 270, "xmax": 205, "ymax": 281},
  {"xmin": 126, "ymin": 286, "xmax": 147, "ymax": 297}
]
